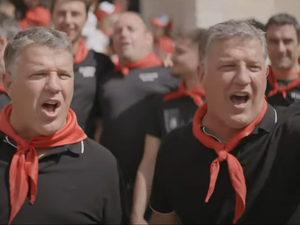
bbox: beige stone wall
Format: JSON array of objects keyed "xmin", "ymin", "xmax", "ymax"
[
  {"xmin": 140, "ymin": 0, "xmax": 300, "ymax": 31},
  {"xmin": 140, "ymin": 0, "xmax": 197, "ymax": 34}
]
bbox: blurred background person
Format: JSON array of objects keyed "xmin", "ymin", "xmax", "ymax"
[
  {"xmin": 0, "ymin": 13, "xmax": 20, "ymax": 111},
  {"xmin": 51, "ymin": 0, "xmax": 114, "ymax": 137},
  {"xmin": 131, "ymin": 28, "xmax": 207, "ymax": 224},
  {"xmin": 18, "ymin": 0, "xmax": 50, "ymax": 29},
  {"xmin": 265, "ymin": 14, "xmax": 300, "ymax": 109},
  {"xmin": 151, "ymin": 14, "xmax": 174, "ymax": 61},
  {"xmin": 95, "ymin": 12, "xmax": 179, "ymax": 220},
  {"xmin": 0, "ymin": 0, "xmax": 16, "ymax": 19}
]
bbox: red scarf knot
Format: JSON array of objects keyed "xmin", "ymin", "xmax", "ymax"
[
  {"xmin": 193, "ymin": 100, "xmax": 267, "ymax": 224},
  {"xmin": 267, "ymin": 66, "xmax": 300, "ymax": 99},
  {"xmin": 0, "ymin": 103, "xmax": 87, "ymax": 224},
  {"xmin": 163, "ymin": 82, "xmax": 205, "ymax": 106}
]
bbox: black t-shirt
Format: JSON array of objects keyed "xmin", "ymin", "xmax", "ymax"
[
  {"xmin": 147, "ymin": 96, "xmax": 199, "ymax": 139},
  {"xmin": 0, "ymin": 93, "xmax": 10, "ymax": 113},
  {"xmin": 0, "ymin": 134, "xmax": 126, "ymax": 224},
  {"xmin": 266, "ymin": 78, "xmax": 300, "ymax": 108},
  {"xmin": 150, "ymin": 103, "xmax": 300, "ymax": 224},
  {"xmin": 71, "ymin": 50, "xmax": 114, "ymax": 136},
  {"xmin": 98, "ymin": 66, "xmax": 180, "ymax": 184}
]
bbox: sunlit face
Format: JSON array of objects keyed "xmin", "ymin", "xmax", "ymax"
[
  {"xmin": 171, "ymin": 37, "xmax": 199, "ymax": 79},
  {"xmin": 52, "ymin": 0, "xmax": 87, "ymax": 43},
  {"xmin": 113, "ymin": 13, "xmax": 153, "ymax": 63},
  {"xmin": 267, "ymin": 24, "xmax": 300, "ymax": 71},
  {"xmin": 201, "ymin": 38, "xmax": 267, "ymax": 129},
  {"xmin": 4, "ymin": 45, "xmax": 74, "ymax": 138}
]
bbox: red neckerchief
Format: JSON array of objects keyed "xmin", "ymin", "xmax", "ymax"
[
  {"xmin": 0, "ymin": 104, "xmax": 87, "ymax": 224},
  {"xmin": 0, "ymin": 83, "xmax": 5, "ymax": 93},
  {"xmin": 192, "ymin": 100, "xmax": 268, "ymax": 224},
  {"xmin": 114, "ymin": 53, "xmax": 162, "ymax": 76},
  {"xmin": 74, "ymin": 38, "xmax": 89, "ymax": 65},
  {"xmin": 267, "ymin": 67, "xmax": 300, "ymax": 98},
  {"xmin": 163, "ymin": 82, "xmax": 205, "ymax": 107},
  {"xmin": 19, "ymin": 6, "xmax": 50, "ymax": 30}
]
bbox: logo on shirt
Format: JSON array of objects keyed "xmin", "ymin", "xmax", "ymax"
[
  {"xmin": 139, "ymin": 72, "xmax": 158, "ymax": 82},
  {"xmin": 164, "ymin": 108, "xmax": 180, "ymax": 133},
  {"xmin": 290, "ymin": 91, "xmax": 300, "ymax": 100},
  {"xmin": 79, "ymin": 66, "xmax": 96, "ymax": 78}
]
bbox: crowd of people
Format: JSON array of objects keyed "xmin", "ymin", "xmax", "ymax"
[{"xmin": 1, "ymin": 0, "xmax": 300, "ymax": 224}]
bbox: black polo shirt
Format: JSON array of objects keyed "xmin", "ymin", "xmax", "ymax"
[
  {"xmin": 266, "ymin": 78, "xmax": 300, "ymax": 108},
  {"xmin": 0, "ymin": 133, "xmax": 125, "ymax": 224},
  {"xmin": 71, "ymin": 50, "xmax": 114, "ymax": 136},
  {"xmin": 147, "ymin": 96, "xmax": 200, "ymax": 139},
  {"xmin": 0, "ymin": 93, "xmax": 10, "ymax": 112},
  {"xmin": 98, "ymin": 66, "xmax": 179, "ymax": 185},
  {"xmin": 150, "ymin": 103, "xmax": 300, "ymax": 224}
]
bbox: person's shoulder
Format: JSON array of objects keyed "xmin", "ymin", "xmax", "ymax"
[
  {"xmin": 161, "ymin": 123, "xmax": 195, "ymax": 150},
  {"xmin": 275, "ymin": 103, "xmax": 300, "ymax": 135},
  {"xmin": 82, "ymin": 138, "xmax": 118, "ymax": 167}
]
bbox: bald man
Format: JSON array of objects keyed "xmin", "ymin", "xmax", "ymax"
[{"xmin": 95, "ymin": 12, "xmax": 179, "ymax": 213}]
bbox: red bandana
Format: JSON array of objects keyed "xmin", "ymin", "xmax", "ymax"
[
  {"xmin": 192, "ymin": 100, "xmax": 267, "ymax": 224},
  {"xmin": 114, "ymin": 53, "xmax": 162, "ymax": 75},
  {"xmin": 163, "ymin": 82, "xmax": 205, "ymax": 107},
  {"xmin": 74, "ymin": 38, "xmax": 89, "ymax": 65},
  {"xmin": 0, "ymin": 104, "xmax": 87, "ymax": 224},
  {"xmin": 267, "ymin": 67, "xmax": 300, "ymax": 98}
]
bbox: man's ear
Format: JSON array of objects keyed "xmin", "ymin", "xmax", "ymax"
[
  {"xmin": 198, "ymin": 62, "xmax": 205, "ymax": 84},
  {"xmin": 146, "ymin": 31, "xmax": 154, "ymax": 46},
  {"xmin": 0, "ymin": 36, "xmax": 7, "ymax": 56},
  {"xmin": 3, "ymin": 73, "xmax": 13, "ymax": 98}
]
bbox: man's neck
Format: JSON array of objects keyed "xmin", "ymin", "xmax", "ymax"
[
  {"xmin": 119, "ymin": 52, "xmax": 150, "ymax": 67},
  {"xmin": 273, "ymin": 64, "xmax": 300, "ymax": 80},
  {"xmin": 184, "ymin": 75, "xmax": 201, "ymax": 91},
  {"xmin": 204, "ymin": 114, "xmax": 239, "ymax": 143},
  {"xmin": 72, "ymin": 39, "xmax": 80, "ymax": 56}
]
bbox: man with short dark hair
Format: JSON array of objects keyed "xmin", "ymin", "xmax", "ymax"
[
  {"xmin": 0, "ymin": 27, "xmax": 123, "ymax": 224},
  {"xmin": 265, "ymin": 13, "xmax": 300, "ymax": 108},
  {"xmin": 131, "ymin": 28, "xmax": 206, "ymax": 224},
  {"xmin": 51, "ymin": 0, "xmax": 114, "ymax": 137},
  {"xmin": 150, "ymin": 20, "xmax": 300, "ymax": 224},
  {"xmin": 96, "ymin": 11, "xmax": 179, "ymax": 214}
]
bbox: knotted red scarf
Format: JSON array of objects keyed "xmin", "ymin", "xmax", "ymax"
[
  {"xmin": 267, "ymin": 67, "xmax": 300, "ymax": 98},
  {"xmin": 114, "ymin": 53, "xmax": 162, "ymax": 75},
  {"xmin": 163, "ymin": 82, "xmax": 205, "ymax": 107},
  {"xmin": 0, "ymin": 104, "xmax": 87, "ymax": 224},
  {"xmin": 192, "ymin": 100, "xmax": 267, "ymax": 224},
  {"xmin": 74, "ymin": 38, "xmax": 89, "ymax": 65}
]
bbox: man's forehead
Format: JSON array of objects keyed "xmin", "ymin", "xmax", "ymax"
[
  {"xmin": 18, "ymin": 45, "xmax": 72, "ymax": 68},
  {"xmin": 116, "ymin": 13, "xmax": 145, "ymax": 28},
  {"xmin": 209, "ymin": 38, "xmax": 264, "ymax": 58},
  {"xmin": 267, "ymin": 24, "xmax": 297, "ymax": 37}
]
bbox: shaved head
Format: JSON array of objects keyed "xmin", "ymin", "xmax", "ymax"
[{"xmin": 113, "ymin": 12, "xmax": 153, "ymax": 65}]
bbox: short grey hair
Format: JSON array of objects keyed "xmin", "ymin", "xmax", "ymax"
[
  {"xmin": 4, "ymin": 27, "xmax": 73, "ymax": 75},
  {"xmin": 201, "ymin": 20, "xmax": 268, "ymax": 65}
]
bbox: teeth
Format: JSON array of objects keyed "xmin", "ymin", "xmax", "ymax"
[
  {"xmin": 234, "ymin": 93, "xmax": 248, "ymax": 97},
  {"xmin": 45, "ymin": 101, "xmax": 57, "ymax": 105}
]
